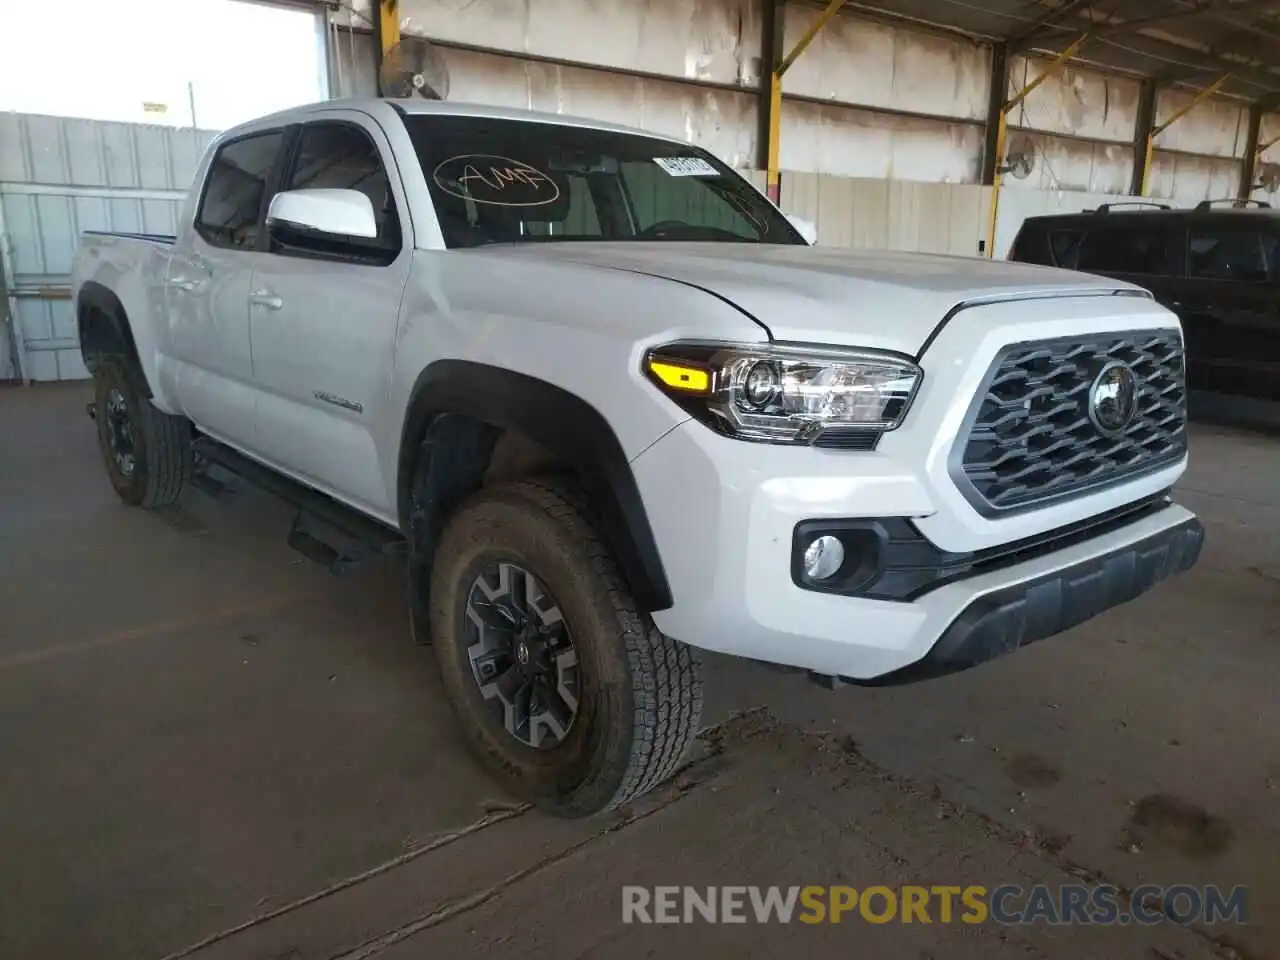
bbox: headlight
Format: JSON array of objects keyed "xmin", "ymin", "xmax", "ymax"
[{"xmin": 643, "ymin": 342, "xmax": 922, "ymax": 446}]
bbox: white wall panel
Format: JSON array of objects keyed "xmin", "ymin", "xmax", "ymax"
[
  {"xmin": 779, "ymin": 173, "xmax": 988, "ymax": 257},
  {"xmin": 1004, "ymin": 57, "xmax": 1138, "ymax": 200},
  {"xmin": 782, "ymin": 8, "xmax": 989, "ymax": 122},
  {"xmin": 1147, "ymin": 152, "xmax": 1241, "ymax": 204},
  {"xmin": 1009, "ymin": 56, "xmax": 1140, "ymax": 143},
  {"xmin": 781, "ymin": 100, "xmax": 982, "ymax": 182},
  {"xmin": 445, "ymin": 49, "xmax": 758, "ymax": 167},
  {"xmin": 327, "ymin": 36, "xmax": 757, "ymax": 167},
  {"xmin": 353, "ymin": 0, "xmax": 762, "ymax": 88},
  {"xmin": 1152, "ymin": 88, "xmax": 1248, "ymax": 159},
  {"xmin": 1005, "ymin": 132, "xmax": 1133, "ymax": 194}
]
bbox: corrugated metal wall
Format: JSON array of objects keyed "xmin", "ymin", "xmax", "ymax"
[
  {"xmin": 0, "ymin": 113, "xmax": 218, "ymax": 381},
  {"xmin": 340, "ymin": 0, "xmax": 993, "ymax": 181},
  {"xmin": 778, "ymin": 4, "xmax": 988, "ymax": 181},
  {"xmin": 1007, "ymin": 54, "xmax": 1143, "ymax": 196},
  {"xmin": 1007, "ymin": 52, "xmax": 1260, "ymax": 205}
]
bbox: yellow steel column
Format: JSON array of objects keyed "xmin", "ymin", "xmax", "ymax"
[
  {"xmin": 984, "ymin": 32, "xmax": 1090, "ymax": 258},
  {"xmin": 1136, "ymin": 73, "xmax": 1230, "ymax": 196},
  {"xmin": 766, "ymin": 73, "xmax": 784, "ymax": 202},
  {"xmin": 766, "ymin": 0, "xmax": 846, "ymax": 204},
  {"xmin": 985, "ymin": 111, "xmax": 1008, "ymax": 259},
  {"xmin": 1137, "ymin": 134, "xmax": 1156, "ymax": 197},
  {"xmin": 379, "ymin": 0, "xmax": 401, "ymax": 57}
]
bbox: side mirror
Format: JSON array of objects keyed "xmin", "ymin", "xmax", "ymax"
[
  {"xmin": 787, "ymin": 214, "xmax": 817, "ymax": 245},
  {"xmin": 266, "ymin": 188, "xmax": 378, "ymax": 240}
]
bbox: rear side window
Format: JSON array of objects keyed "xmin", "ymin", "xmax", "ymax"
[
  {"xmin": 1008, "ymin": 226, "xmax": 1080, "ymax": 267},
  {"xmin": 196, "ymin": 131, "xmax": 284, "ymax": 250},
  {"xmin": 1077, "ymin": 226, "xmax": 1169, "ymax": 275},
  {"xmin": 1188, "ymin": 227, "xmax": 1272, "ymax": 282},
  {"xmin": 286, "ymin": 122, "xmax": 402, "ymax": 251}
]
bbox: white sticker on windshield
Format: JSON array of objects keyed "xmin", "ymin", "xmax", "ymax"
[{"xmin": 654, "ymin": 156, "xmax": 718, "ymax": 177}]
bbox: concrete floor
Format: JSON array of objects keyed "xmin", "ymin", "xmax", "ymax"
[{"xmin": 1, "ymin": 382, "xmax": 1276, "ymax": 960}]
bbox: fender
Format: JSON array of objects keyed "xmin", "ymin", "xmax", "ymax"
[
  {"xmin": 398, "ymin": 360, "xmax": 673, "ymax": 612},
  {"xmin": 76, "ymin": 280, "xmax": 146, "ymax": 390}
]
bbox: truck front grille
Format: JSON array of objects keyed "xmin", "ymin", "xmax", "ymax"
[{"xmin": 954, "ymin": 330, "xmax": 1187, "ymax": 514}]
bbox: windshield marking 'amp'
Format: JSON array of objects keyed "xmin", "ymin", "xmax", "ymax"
[{"xmin": 952, "ymin": 330, "xmax": 1188, "ymax": 515}]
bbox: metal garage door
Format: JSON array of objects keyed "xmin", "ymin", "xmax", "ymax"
[{"xmin": 0, "ymin": 113, "xmax": 218, "ymax": 382}]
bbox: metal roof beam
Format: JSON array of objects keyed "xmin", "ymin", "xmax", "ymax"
[
  {"xmin": 1007, "ymin": 0, "xmax": 1096, "ymax": 51},
  {"xmin": 1013, "ymin": 0, "xmax": 1280, "ymax": 50},
  {"xmin": 1024, "ymin": 27, "xmax": 1280, "ymax": 99},
  {"xmin": 1162, "ymin": 0, "xmax": 1280, "ymax": 44},
  {"xmin": 1148, "ymin": 54, "xmax": 1280, "ymax": 97}
]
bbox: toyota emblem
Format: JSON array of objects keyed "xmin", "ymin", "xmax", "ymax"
[{"xmin": 1088, "ymin": 361, "xmax": 1140, "ymax": 436}]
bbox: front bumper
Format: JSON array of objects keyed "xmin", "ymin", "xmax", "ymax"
[
  {"xmin": 857, "ymin": 512, "xmax": 1202, "ymax": 685},
  {"xmin": 633, "ymin": 420, "xmax": 1203, "ymax": 682}
]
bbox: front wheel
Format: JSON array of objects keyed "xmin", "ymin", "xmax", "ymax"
[
  {"xmin": 93, "ymin": 356, "xmax": 191, "ymax": 508},
  {"xmin": 429, "ymin": 478, "xmax": 702, "ymax": 817}
]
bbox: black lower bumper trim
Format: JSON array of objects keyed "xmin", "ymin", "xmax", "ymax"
[
  {"xmin": 851, "ymin": 514, "xmax": 1205, "ymax": 687},
  {"xmin": 792, "ymin": 491, "xmax": 1174, "ymax": 602}
]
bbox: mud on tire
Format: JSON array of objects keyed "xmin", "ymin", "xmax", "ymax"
[
  {"xmin": 429, "ymin": 478, "xmax": 703, "ymax": 817},
  {"xmin": 93, "ymin": 355, "xmax": 191, "ymax": 508}
]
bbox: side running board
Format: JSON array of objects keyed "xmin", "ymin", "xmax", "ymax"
[{"xmin": 191, "ymin": 436, "xmax": 405, "ymax": 575}]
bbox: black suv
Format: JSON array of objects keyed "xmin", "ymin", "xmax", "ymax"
[{"xmin": 1009, "ymin": 200, "xmax": 1280, "ymax": 420}]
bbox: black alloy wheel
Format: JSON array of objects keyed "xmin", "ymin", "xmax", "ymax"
[{"xmin": 464, "ymin": 561, "xmax": 581, "ymax": 749}]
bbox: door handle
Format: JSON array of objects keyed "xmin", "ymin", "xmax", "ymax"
[
  {"xmin": 250, "ymin": 289, "xmax": 283, "ymax": 311},
  {"xmin": 167, "ymin": 277, "xmax": 197, "ymax": 292}
]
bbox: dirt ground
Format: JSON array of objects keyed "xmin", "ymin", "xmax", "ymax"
[{"xmin": 1, "ymin": 382, "xmax": 1276, "ymax": 960}]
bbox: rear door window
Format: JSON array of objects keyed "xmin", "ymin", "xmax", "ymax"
[
  {"xmin": 1188, "ymin": 226, "xmax": 1271, "ymax": 282},
  {"xmin": 196, "ymin": 131, "xmax": 285, "ymax": 250},
  {"xmin": 1077, "ymin": 226, "xmax": 1169, "ymax": 275}
]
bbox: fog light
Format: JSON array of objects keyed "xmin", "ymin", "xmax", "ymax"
[{"xmin": 803, "ymin": 535, "xmax": 844, "ymax": 580}]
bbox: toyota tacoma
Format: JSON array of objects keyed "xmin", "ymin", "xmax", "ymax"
[{"xmin": 72, "ymin": 98, "xmax": 1204, "ymax": 816}]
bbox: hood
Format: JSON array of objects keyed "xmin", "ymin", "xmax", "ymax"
[{"xmin": 489, "ymin": 242, "xmax": 1143, "ymax": 355}]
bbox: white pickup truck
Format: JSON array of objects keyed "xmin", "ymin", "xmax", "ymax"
[{"xmin": 73, "ymin": 97, "xmax": 1204, "ymax": 817}]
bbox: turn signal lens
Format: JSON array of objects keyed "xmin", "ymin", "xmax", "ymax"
[{"xmin": 647, "ymin": 358, "xmax": 711, "ymax": 394}]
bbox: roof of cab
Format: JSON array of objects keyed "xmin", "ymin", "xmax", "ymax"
[
  {"xmin": 216, "ymin": 97, "xmax": 689, "ymax": 147},
  {"xmin": 1021, "ymin": 206, "xmax": 1280, "ymax": 227}
]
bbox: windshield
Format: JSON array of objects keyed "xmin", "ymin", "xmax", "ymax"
[{"xmin": 401, "ymin": 114, "xmax": 803, "ymax": 249}]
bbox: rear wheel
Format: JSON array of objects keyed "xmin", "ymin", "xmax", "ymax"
[
  {"xmin": 429, "ymin": 478, "xmax": 702, "ymax": 817},
  {"xmin": 93, "ymin": 356, "xmax": 191, "ymax": 508}
]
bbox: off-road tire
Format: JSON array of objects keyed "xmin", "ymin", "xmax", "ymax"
[
  {"xmin": 429, "ymin": 477, "xmax": 703, "ymax": 817},
  {"xmin": 93, "ymin": 355, "xmax": 191, "ymax": 508}
]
